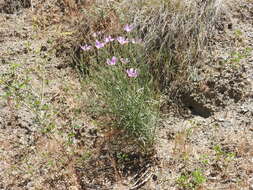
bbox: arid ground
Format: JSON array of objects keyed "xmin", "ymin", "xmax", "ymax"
[{"xmin": 0, "ymin": 0, "xmax": 253, "ymax": 189}]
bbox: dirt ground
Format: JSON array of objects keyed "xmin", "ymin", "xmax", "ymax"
[{"xmin": 0, "ymin": 0, "xmax": 253, "ymax": 190}]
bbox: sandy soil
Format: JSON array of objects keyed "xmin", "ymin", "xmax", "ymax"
[{"xmin": 0, "ymin": 0, "xmax": 253, "ymax": 189}]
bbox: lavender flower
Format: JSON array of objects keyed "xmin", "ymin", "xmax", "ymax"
[
  {"xmin": 124, "ymin": 24, "xmax": 134, "ymax": 32},
  {"xmin": 95, "ymin": 40, "xmax": 105, "ymax": 49},
  {"xmin": 117, "ymin": 36, "xmax": 129, "ymax": 45},
  {"xmin": 104, "ymin": 36, "xmax": 114, "ymax": 43},
  {"xmin": 126, "ymin": 68, "xmax": 138, "ymax": 78},
  {"xmin": 80, "ymin": 45, "xmax": 92, "ymax": 51},
  {"xmin": 120, "ymin": 58, "xmax": 129, "ymax": 64},
  {"xmin": 107, "ymin": 56, "xmax": 117, "ymax": 65}
]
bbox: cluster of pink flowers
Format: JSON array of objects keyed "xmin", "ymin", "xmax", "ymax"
[
  {"xmin": 106, "ymin": 56, "xmax": 138, "ymax": 78},
  {"xmin": 80, "ymin": 24, "xmax": 142, "ymax": 51},
  {"xmin": 107, "ymin": 57, "xmax": 130, "ymax": 65},
  {"xmin": 80, "ymin": 37, "xmax": 142, "ymax": 51},
  {"xmin": 80, "ymin": 24, "xmax": 139, "ymax": 78}
]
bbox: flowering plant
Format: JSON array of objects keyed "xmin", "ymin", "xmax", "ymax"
[
  {"xmin": 126, "ymin": 68, "xmax": 138, "ymax": 78},
  {"xmin": 107, "ymin": 56, "xmax": 117, "ymax": 65},
  {"xmin": 80, "ymin": 44, "xmax": 92, "ymax": 51},
  {"xmin": 95, "ymin": 40, "xmax": 105, "ymax": 49},
  {"xmin": 80, "ymin": 24, "xmax": 158, "ymax": 146},
  {"xmin": 104, "ymin": 36, "xmax": 114, "ymax": 43},
  {"xmin": 117, "ymin": 36, "xmax": 129, "ymax": 45},
  {"xmin": 124, "ymin": 24, "xmax": 134, "ymax": 32}
]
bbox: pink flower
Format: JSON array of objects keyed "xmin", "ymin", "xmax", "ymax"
[
  {"xmin": 104, "ymin": 36, "xmax": 114, "ymax": 43},
  {"xmin": 117, "ymin": 36, "xmax": 129, "ymax": 45},
  {"xmin": 95, "ymin": 40, "xmax": 105, "ymax": 49},
  {"xmin": 120, "ymin": 58, "xmax": 129, "ymax": 64},
  {"xmin": 124, "ymin": 24, "xmax": 134, "ymax": 32},
  {"xmin": 80, "ymin": 44, "xmax": 92, "ymax": 51},
  {"xmin": 107, "ymin": 56, "xmax": 117, "ymax": 65},
  {"xmin": 126, "ymin": 68, "xmax": 138, "ymax": 78}
]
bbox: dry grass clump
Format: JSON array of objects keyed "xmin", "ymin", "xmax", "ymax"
[{"xmin": 122, "ymin": 0, "xmax": 226, "ymax": 91}]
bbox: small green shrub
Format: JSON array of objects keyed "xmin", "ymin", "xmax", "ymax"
[{"xmin": 80, "ymin": 24, "xmax": 159, "ymax": 146}]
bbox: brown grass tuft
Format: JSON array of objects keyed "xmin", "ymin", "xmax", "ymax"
[{"xmin": 124, "ymin": 0, "xmax": 228, "ymax": 91}]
